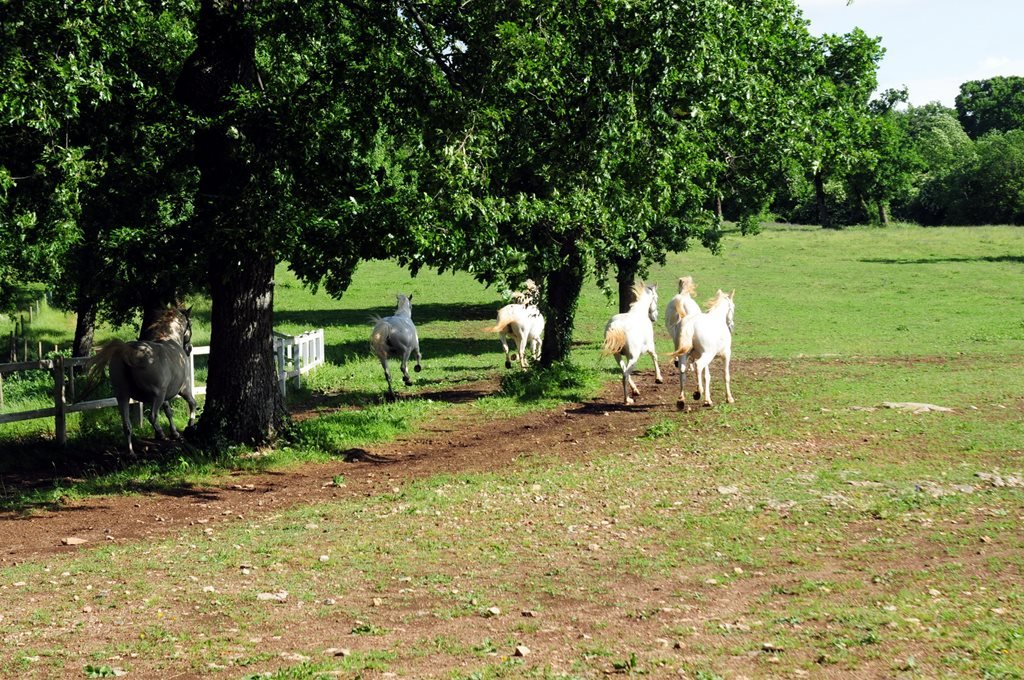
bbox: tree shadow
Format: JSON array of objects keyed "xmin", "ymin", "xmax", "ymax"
[
  {"xmin": 274, "ymin": 302, "xmax": 498, "ymax": 330},
  {"xmin": 860, "ymin": 255, "xmax": 1024, "ymax": 265},
  {"xmin": 328, "ymin": 336, "xmax": 500, "ymax": 365}
]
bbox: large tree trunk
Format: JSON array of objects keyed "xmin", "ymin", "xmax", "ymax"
[
  {"xmin": 197, "ymin": 246, "xmax": 286, "ymax": 445},
  {"xmin": 615, "ymin": 256, "xmax": 639, "ymax": 314},
  {"xmin": 813, "ymin": 169, "xmax": 831, "ymax": 228},
  {"xmin": 877, "ymin": 201, "xmax": 890, "ymax": 226},
  {"xmin": 540, "ymin": 245, "xmax": 585, "ymax": 368},
  {"xmin": 72, "ymin": 297, "xmax": 96, "ymax": 358},
  {"xmin": 177, "ymin": 0, "xmax": 286, "ymax": 447}
]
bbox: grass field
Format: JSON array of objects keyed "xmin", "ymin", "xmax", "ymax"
[{"xmin": 1, "ymin": 223, "xmax": 1022, "ymax": 678}]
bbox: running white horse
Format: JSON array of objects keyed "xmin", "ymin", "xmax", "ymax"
[
  {"xmin": 484, "ymin": 279, "xmax": 545, "ymax": 369},
  {"xmin": 670, "ymin": 289, "xmax": 735, "ymax": 408},
  {"xmin": 370, "ymin": 294, "xmax": 422, "ymax": 400},
  {"xmin": 664, "ymin": 276, "xmax": 702, "ymax": 396},
  {"xmin": 601, "ymin": 282, "xmax": 664, "ymax": 405}
]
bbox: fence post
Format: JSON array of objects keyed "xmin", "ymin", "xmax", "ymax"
[
  {"xmin": 276, "ymin": 337, "xmax": 287, "ymax": 397},
  {"xmin": 53, "ymin": 355, "xmax": 67, "ymax": 446}
]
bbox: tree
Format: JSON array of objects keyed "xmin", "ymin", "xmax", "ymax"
[
  {"xmin": 795, "ymin": 28, "xmax": 884, "ymax": 227},
  {"xmin": 391, "ymin": 0, "xmax": 819, "ymax": 357},
  {"xmin": 0, "ymin": 1, "xmax": 198, "ymax": 352},
  {"xmin": 845, "ymin": 88, "xmax": 922, "ymax": 225},
  {"xmin": 956, "ymin": 76, "xmax": 1024, "ymax": 139}
]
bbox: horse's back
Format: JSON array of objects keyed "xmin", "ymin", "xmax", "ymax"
[
  {"xmin": 372, "ymin": 315, "xmax": 419, "ymax": 357},
  {"xmin": 109, "ymin": 340, "xmax": 190, "ymax": 401}
]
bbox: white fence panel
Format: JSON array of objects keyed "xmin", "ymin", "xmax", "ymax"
[{"xmin": 0, "ymin": 328, "xmax": 324, "ymax": 443}]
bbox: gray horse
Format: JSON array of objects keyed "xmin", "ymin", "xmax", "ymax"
[
  {"xmin": 370, "ymin": 294, "xmax": 422, "ymax": 400},
  {"xmin": 86, "ymin": 306, "xmax": 197, "ymax": 454}
]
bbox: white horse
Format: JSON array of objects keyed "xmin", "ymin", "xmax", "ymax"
[
  {"xmin": 664, "ymin": 276, "xmax": 702, "ymax": 395},
  {"xmin": 670, "ymin": 290, "xmax": 735, "ymax": 408},
  {"xmin": 484, "ymin": 280, "xmax": 545, "ymax": 369},
  {"xmin": 370, "ymin": 294, "xmax": 422, "ymax": 400},
  {"xmin": 601, "ymin": 282, "xmax": 664, "ymax": 405}
]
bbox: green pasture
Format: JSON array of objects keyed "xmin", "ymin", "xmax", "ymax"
[
  {"xmin": 1, "ymin": 223, "xmax": 1022, "ymax": 677},
  {"xmin": 1, "ymin": 222, "xmax": 1023, "ymax": 482}
]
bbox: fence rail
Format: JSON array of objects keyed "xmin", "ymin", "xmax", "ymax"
[{"xmin": 0, "ymin": 329, "xmax": 324, "ymax": 444}]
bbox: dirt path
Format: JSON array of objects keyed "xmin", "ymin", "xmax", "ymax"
[{"xmin": 0, "ymin": 369, "xmax": 695, "ymax": 564}]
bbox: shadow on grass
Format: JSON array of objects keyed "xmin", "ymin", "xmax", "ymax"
[
  {"xmin": 326, "ymin": 336, "xmax": 499, "ymax": 365},
  {"xmin": 0, "ymin": 437, "xmax": 226, "ymax": 513},
  {"xmin": 861, "ymin": 254, "xmax": 1024, "ymax": 265},
  {"xmin": 274, "ymin": 302, "xmax": 498, "ymax": 330}
]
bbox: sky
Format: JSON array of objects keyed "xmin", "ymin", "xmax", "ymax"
[{"xmin": 795, "ymin": 0, "xmax": 1024, "ymax": 107}]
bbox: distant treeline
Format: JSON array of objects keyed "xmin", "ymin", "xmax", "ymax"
[{"xmin": 765, "ymin": 76, "xmax": 1024, "ymax": 228}]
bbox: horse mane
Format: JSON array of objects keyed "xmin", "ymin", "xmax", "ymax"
[
  {"xmin": 627, "ymin": 281, "xmax": 653, "ymax": 311},
  {"xmin": 705, "ymin": 289, "xmax": 731, "ymax": 310},
  {"xmin": 141, "ymin": 307, "xmax": 189, "ymax": 342},
  {"xmin": 677, "ymin": 276, "xmax": 696, "ymax": 296}
]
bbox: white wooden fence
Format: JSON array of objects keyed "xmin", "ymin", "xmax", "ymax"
[{"xmin": 0, "ymin": 329, "xmax": 324, "ymax": 445}]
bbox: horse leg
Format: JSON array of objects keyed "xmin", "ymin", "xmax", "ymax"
[
  {"xmin": 700, "ymin": 359, "xmax": 714, "ymax": 407},
  {"xmin": 649, "ymin": 347, "xmax": 664, "ymax": 384},
  {"xmin": 118, "ymin": 397, "xmax": 135, "ymax": 456},
  {"xmin": 162, "ymin": 400, "xmax": 180, "ymax": 439},
  {"xmin": 723, "ymin": 348, "xmax": 735, "ymax": 404},
  {"xmin": 400, "ymin": 351, "xmax": 413, "ymax": 386},
  {"xmin": 149, "ymin": 396, "xmax": 166, "ymax": 439},
  {"xmin": 499, "ymin": 332, "xmax": 513, "ymax": 369},
  {"xmin": 379, "ymin": 357, "xmax": 396, "ymax": 401},
  {"xmin": 619, "ymin": 355, "xmax": 640, "ymax": 405},
  {"xmin": 516, "ymin": 330, "xmax": 529, "ymax": 369},
  {"xmin": 181, "ymin": 388, "xmax": 197, "ymax": 428},
  {"xmin": 677, "ymin": 353, "xmax": 689, "ymax": 404},
  {"xmin": 413, "ymin": 343, "xmax": 422, "ymax": 373}
]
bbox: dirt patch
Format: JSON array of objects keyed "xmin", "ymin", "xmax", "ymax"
[{"xmin": 0, "ymin": 367, "xmax": 695, "ymax": 564}]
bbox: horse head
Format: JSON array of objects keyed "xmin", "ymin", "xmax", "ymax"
[
  {"xmin": 395, "ymin": 294, "xmax": 413, "ymax": 317},
  {"xmin": 180, "ymin": 307, "xmax": 193, "ymax": 354},
  {"xmin": 646, "ymin": 285, "xmax": 659, "ymax": 323}
]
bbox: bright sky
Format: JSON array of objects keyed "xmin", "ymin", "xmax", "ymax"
[{"xmin": 795, "ymin": 0, "xmax": 1024, "ymax": 107}]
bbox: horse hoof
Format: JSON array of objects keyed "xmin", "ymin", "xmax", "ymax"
[
  {"xmin": 414, "ymin": 364, "xmax": 422, "ymax": 373},
  {"xmin": 655, "ymin": 377, "xmax": 664, "ymax": 384},
  {"xmin": 693, "ymin": 391, "xmax": 701, "ymax": 401},
  {"xmin": 505, "ymin": 359, "xmax": 512, "ymax": 369},
  {"xmin": 727, "ymin": 397, "xmax": 735, "ymax": 404},
  {"xmin": 702, "ymin": 402, "xmax": 713, "ymax": 408},
  {"xmin": 676, "ymin": 400, "xmax": 687, "ymax": 411},
  {"xmin": 403, "ymin": 378, "xmax": 413, "ymax": 386},
  {"xmin": 625, "ymin": 398, "xmax": 635, "ymax": 406}
]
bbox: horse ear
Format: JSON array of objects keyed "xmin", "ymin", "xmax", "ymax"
[
  {"xmin": 183, "ymin": 306, "xmax": 192, "ymax": 317},
  {"xmin": 408, "ymin": 294, "xmax": 413, "ymax": 302}
]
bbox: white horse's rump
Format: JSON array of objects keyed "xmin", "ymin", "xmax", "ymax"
[
  {"xmin": 670, "ymin": 289, "xmax": 735, "ymax": 408},
  {"xmin": 484, "ymin": 280, "xmax": 544, "ymax": 369},
  {"xmin": 602, "ymin": 282, "xmax": 664, "ymax": 405},
  {"xmin": 371, "ymin": 294, "xmax": 422, "ymax": 400},
  {"xmin": 484, "ymin": 304, "xmax": 545, "ymax": 369},
  {"xmin": 664, "ymin": 276, "xmax": 702, "ymax": 398}
]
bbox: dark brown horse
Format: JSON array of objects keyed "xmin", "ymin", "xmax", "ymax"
[{"xmin": 86, "ymin": 307, "xmax": 196, "ymax": 454}]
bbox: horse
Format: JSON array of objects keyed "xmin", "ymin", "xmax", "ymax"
[
  {"xmin": 601, "ymin": 282, "xmax": 664, "ymax": 405},
  {"xmin": 664, "ymin": 276, "xmax": 701, "ymax": 392},
  {"xmin": 669, "ymin": 290, "xmax": 735, "ymax": 408},
  {"xmin": 370, "ymin": 294, "xmax": 422, "ymax": 400},
  {"xmin": 86, "ymin": 306, "xmax": 197, "ymax": 455},
  {"xmin": 483, "ymin": 279, "xmax": 545, "ymax": 369}
]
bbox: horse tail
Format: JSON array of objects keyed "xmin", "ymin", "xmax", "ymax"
[
  {"xmin": 370, "ymin": 323, "xmax": 390, "ymax": 359},
  {"xmin": 601, "ymin": 327, "xmax": 628, "ymax": 356},
  {"xmin": 482, "ymin": 317, "xmax": 513, "ymax": 334},
  {"xmin": 84, "ymin": 340, "xmax": 132, "ymax": 380},
  {"xmin": 673, "ymin": 297, "xmax": 687, "ymax": 322},
  {"xmin": 677, "ymin": 276, "xmax": 696, "ymax": 295},
  {"xmin": 668, "ymin": 321, "xmax": 695, "ymax": 358}
]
